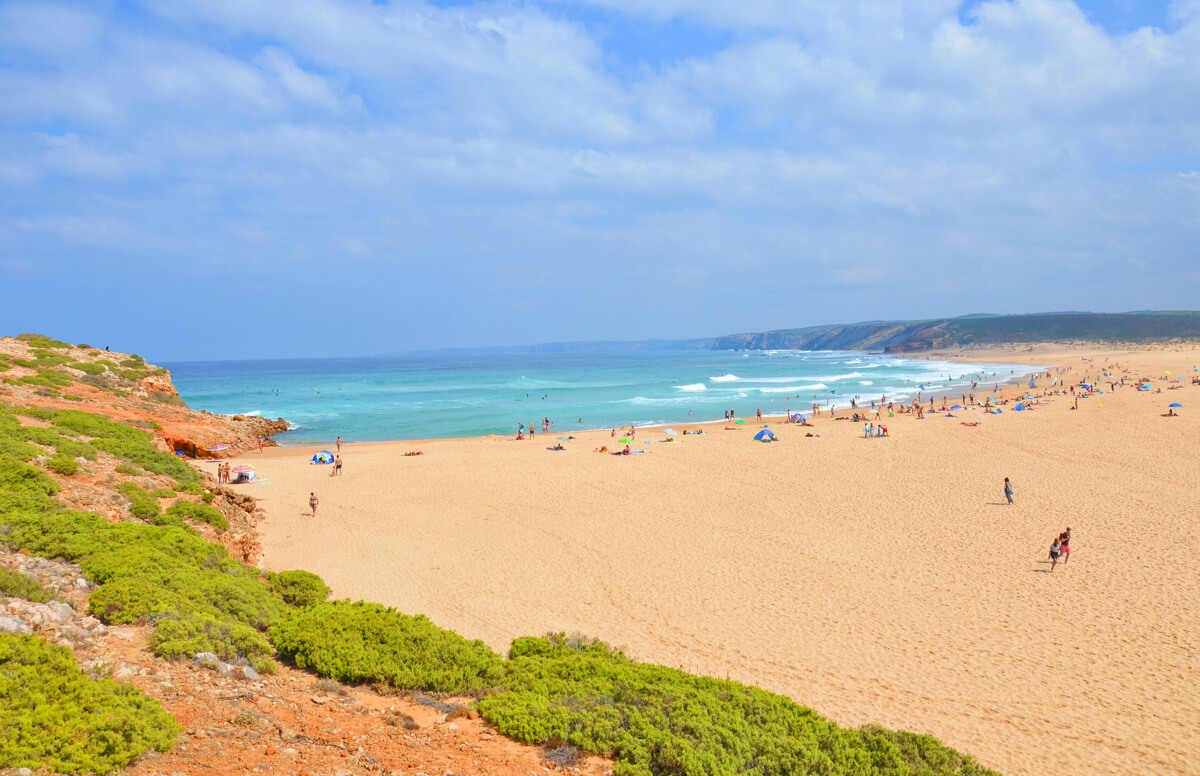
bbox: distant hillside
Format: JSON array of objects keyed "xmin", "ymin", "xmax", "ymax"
[{"xmin": 710, "ymin": 312, "xmax": 1200, "ymax": 353}]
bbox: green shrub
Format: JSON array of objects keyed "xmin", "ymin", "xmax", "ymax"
[
  {"xmin": 268, "ymin": 570, "xmax": 331, "ymax": 608},
  {"xmin": 0, "ymin": 362, "xmax": 9, "ymax": 372},
  {"xmin": 1, "ymin": 492, "xmax": 283, "ymax": 672},
  {"xmin": 173, "ymin": 481, "xmax": 203, "ymax": 495},
  {"xmin": 45, "ymin": 456, "xmax": 78, "ymax": 476},
  {"xmin": 270, "ymin": 601, "xmax": 504, "ymax": 693},
  {"xmin": 151, "ymin": 610, "xmax": 276, "ymax": 673},
  {"xmin": 165, "ymin": 500, "xmax": 228, "ymax": 531},
  {"xmin": 148, "ymin": 487, "xmax": 176, "ymax": 499},
  {"xmin": 117, "ymin": 482, "xmax": 160, "ymax": 521},
  {"xmin": 0, "ymin": 634, "xmax": 180, "ymax": 773},
  {"xmin": 88, "ymin": 578, "xmax": 194, "ymax": 624},
  {"xmin": 120, "ymin": 357, "xmax": 145, "ymax": 368},
  {"xmin": 477, "ymin": 634, "xmax": 1002, "ymax": 776},
  {"xmin": 114, "ymin": 464, "xmax": 142, "ymax": 476},
  {"xmin": 71, "ymin": 362, "xmax": 107, "ymax": 375},
  {"xmin": 30, "ymin": 353, "xmax": 72, "ymax": 368},
  {"xmin": 13, "ymin": 407, "xmax": 198, "ymax": 483},
  {"xmin": 0, "ymin": 456, "xmax": 59, "ymax": 496},
  {"xmin": 64, "ymin": 394, "xmax": 83, "ymax": 401},
  {"xmin": 0, "ymin": 568, "xmax": 57, "ymax": 603},
  {"xmin": 15, "ymin": 333, "xmax": 71, "ymax": 348}
]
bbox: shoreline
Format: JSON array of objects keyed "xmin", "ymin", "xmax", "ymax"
[{"xmin": 237, "ymin": 349, "xmax": 1047, "ymax": 449}]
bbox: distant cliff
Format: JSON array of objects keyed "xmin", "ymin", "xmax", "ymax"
[{"xmin": 710, "ymin": 312, "xmax": 1200, "ymax": 353}]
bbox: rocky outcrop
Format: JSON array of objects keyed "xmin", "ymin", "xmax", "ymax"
[{"xmin": 0, "ymin": 335, "xmax": 290, "ymax": 459}]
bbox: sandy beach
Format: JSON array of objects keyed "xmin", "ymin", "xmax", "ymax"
[{"xmin": 232, "ymin": 345, "xmax": 1199, "ymax": 776}]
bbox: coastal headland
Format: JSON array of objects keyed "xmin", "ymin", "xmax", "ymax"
[{"xmin": 239, "ymin": 343, "xmax": 1200, "ymax": 776}]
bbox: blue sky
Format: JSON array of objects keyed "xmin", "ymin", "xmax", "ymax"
[{"xmin": 2, "ymin": 0, "xmax": 1198, "ymax": 360}]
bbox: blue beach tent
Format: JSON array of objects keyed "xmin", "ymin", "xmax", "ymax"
[
  {"xmin": 753, "ymin": 429, "xmax": 776, "ymax": 442},
  {"xmin": 1014, "ymin": 403, "xmax": 1025, "ymax": 411},
  {"xmin": 312, "ymin": 451, "xmax": 335, "ymax": 464},
  {"xmin": 1169, "ymin": 402, "xmax": 1182, "ymax": 408}
]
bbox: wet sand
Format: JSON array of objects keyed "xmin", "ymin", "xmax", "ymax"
[{"xmin": 233, "ymin": 345, "xmax": 1200, "ymax": 776}]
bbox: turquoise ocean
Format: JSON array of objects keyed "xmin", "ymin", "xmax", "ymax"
[{"xmin": 165, "ymin": 351, "xmax": 1039, "ymax": 444}]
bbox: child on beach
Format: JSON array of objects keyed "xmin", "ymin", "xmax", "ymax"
[
  {"xmin": 1004, "ymin": 477, "xmax": 1014, "ymax": 505},
  {"xmin": 1049, "ymin": 536, "xmax": 1061, "ymax": 571}
]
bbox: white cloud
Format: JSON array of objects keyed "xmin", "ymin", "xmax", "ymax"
[{"xmin": 2, "ymin": 0, "xmax": 1199, "ymax": 352}]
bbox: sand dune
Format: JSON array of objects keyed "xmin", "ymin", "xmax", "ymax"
[{"xmin": 235, "ymin": 346, "xmax": 1200, "ymax": 776}]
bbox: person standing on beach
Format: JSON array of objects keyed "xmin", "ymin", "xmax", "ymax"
[
  {"xmin": 309, "ymin": 492, "xmax": 319, "ymax": 517},
  {"xmin": 1060, "ymin": 528, "xmax": 1071, "ymax": 564},
  {"xmin": 1004, "ymin": 477, "xmax": 1014, "ymax": 505},
  {"xmin": 1049, "ymin": 536, "xmax": 1061, "ymax": 571},
  {"xmin": 334, "ymin": 455, "xmax": 343, "ymax": 476},
  {"xmin": 336, "ymin": 436, "xmax": 341, "ymax": 452}
]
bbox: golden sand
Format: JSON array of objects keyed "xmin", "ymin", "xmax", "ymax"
[{"xmin": 233, "ymin": 345, "xmax": 1200, "ymax": 776}]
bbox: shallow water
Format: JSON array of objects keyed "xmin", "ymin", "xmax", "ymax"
[{"xmin": 166, "ymin": 350, "xmax": 1037, "ymax": 443}]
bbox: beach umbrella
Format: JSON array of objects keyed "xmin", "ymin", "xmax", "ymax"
[
  {"xmin": 231, "ymin": 465, "xmax": 255, "ymax": 473},
  {"xmin": 618, "ymin": 437, "xmax": 633, "ymax": 444},
  {"xmin": 753, "ymin": 429, "xmax": 776, "ymax": 441},
  {"xmin": 311, "ymin": 451, "xmax": 334, "ymax": 464},
  {"xmin": 735, "ymin": 419, "xmax": 747, "ymax": 424},
  {"xmin": 1169, "ymin": 403, "xmax": 1182, "ymax": 408},
  {"xmin": 991, "ymin": 409, "xmax": 1002, "ymax": 414},
  {"xmin": 950, "ymin": 404, "xmax": 963, "ymax": 410},
  {"xmin": 663, "ymin": 429, "xmax": 678, "ymax": 436},
  {"xmin": 209, "ymin": 444, "xmax": 228, "ymax": 452}
]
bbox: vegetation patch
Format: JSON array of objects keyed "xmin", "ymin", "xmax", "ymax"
[
  {"xmin": 165, "ymin": 499, "xmax": 228, "ymax": 531},
  {"xmin": 0, "ymin": 568, "xmax": 58, "ymax": 603},
  {"xmin": 267, "ymin": 569, "xmax": 330, "ymax": 608},
  {"xmin": 15, "ymin": 333, "xmax": 72, "ymax": 349},
  {"xmin": 45, "ymin": 455, "xmax": 79, "ymax": 476},
  {"xmin": 0, "ymin": 634, "xmax": 179, "ymax": 773},
  {"xmin": 476, "ymin": 634, "xmax": 1001, "ymax": 776},
  {"xmin": 10, "ymin": 406, "xmax": 199, "ymax": 483},
  {"xmin": 71, "ymin": 362, "xmax": 107, "ymax": 376},
  {"xmin": 0, "ymin": 456, "xmax": 302, "ymax": 673},
  {"xmin": 269, "ymin": 601, "xmax": 505, "ymax": 693}
]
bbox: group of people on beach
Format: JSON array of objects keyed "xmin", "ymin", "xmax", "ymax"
[{"xmin": 216, "ymin": 462, "xmax": 235, "ymax": 484}]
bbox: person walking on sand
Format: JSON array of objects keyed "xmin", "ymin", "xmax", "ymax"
[
  {"xmin": 1059, "ymin": 528, "xmax": 1071, "ymax": 564},
  {"xmin": 1049, "ymin": 536, "xmax": 1061, "ymax": 571},
  {"xmin": 1004, "ymin": 477, "xmax": 1014, "ymax": 505},
  {"xmin": 336, "ymin": 436, "xmax": 341, "ymax": 453},
  {"xmin": 333, "ymin": 455, "xmax": 343, "ymax": 476},
  {"xmin": 309, "ymin": 492, "xmax": 319, "ymax": 517}
]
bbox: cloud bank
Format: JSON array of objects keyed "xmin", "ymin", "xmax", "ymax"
[{"xmin": 1, "ymin": 0, "xmax": 1197, "ymax": 358}]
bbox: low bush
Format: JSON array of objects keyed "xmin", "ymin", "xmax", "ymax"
[
  {"xmin": 165, "ymin": 499, "xmax": 228, "ymax": 531},
  {"xmin": 150, "ymin": 610, "xmax": 275, "ymax": 673},
  {"xmin": 14, "ymin": 407, "xmax": 199, "ymax": 484},
  {"xmin": 117, "ymin": 482, "xmax": 160, "ymax": 521},
  {"xmin": 0, "ymin": 568, "xmax": 57, "ymax": 603},
  {"xmin": 173, "ymin": 481, "xmax": 203, "ymax": 495},
  {"xmin": 0, "ymin": 456, "xmax": 60, "ymax": 496},
  {"xmin": 475, "ymin": 634, "xmax": 1002, "ymax": 776},
  {"xmin": 15, "ymin": 333, "xmax": 72, "ymax": 348},
  {"xmin": 0, "ymin": 634, "xmax": 180, "ymax": 773},
  {"xmin": 148, "ymin": 487, "xmax": 176, "ymax": 499},
  {"xmin": 269, "ymin": 601, "xmax": 504, "ymax": 693},
  {"xmin": 64, "ymin": 394, "xmax": 83, "ymax": 401},
  {"xmin": 71, "ymin": 362, "xmax": 107, "ymax": 376},
  {"xmin": 1, "ymin": 480, "xmax": 284, "ymax": 671},
  {"xmin": 114, "ymin": 464, "xmax": 142, "ymax": 475},
  {"xmin": 45, "ymin": 456, "xmax": 79, "ymax": 476},
  {"xmin": 268, "ymin": 569, "xmax": 331, "ymax": 608}
]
